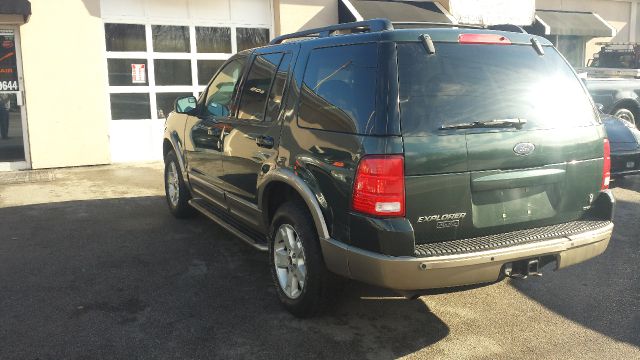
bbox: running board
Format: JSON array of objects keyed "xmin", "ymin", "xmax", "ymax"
[{"xmin": 188, "ymin": 199, "xmax": 268, "ymax": 252}]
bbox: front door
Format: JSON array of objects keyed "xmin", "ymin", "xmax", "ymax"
[
  {"xmin": 184, "ymin": 56, "xmax": 247, "ymax": 208},
  {"xmin": 0, "ymin": 27, "xmax": 28, "ymax": 169},
  {"xmin": 219, "ymin": 51, "xmax": 292, "ymax": 230}
]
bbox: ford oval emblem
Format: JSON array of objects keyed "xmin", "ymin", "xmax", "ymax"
[{"xmin": 513, "ymin": 142, "xmax": 535, "ymax": 156}]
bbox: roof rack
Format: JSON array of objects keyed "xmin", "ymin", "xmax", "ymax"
[
  {"xmin": 393, "ymin": 21, "xmax": 484, "ymax": 29},
  {"xmin": 269, "ymin": 18, "xmax": 393, "ymax": 45},
  {"xmin": 269, "ymin": 18, "xmax": 532, "ymax": 45},
  {"xmin": 487, "ymin": 24, "xmax": 527, "ymax": 34}
]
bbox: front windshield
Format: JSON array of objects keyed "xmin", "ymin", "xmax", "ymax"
[{"xmin": 397, "ymin": 42, "xmax": 598, "ymax": 136}]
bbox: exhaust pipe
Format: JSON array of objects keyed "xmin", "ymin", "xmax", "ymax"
[{"xmin": 504, "ymin": 258, "xmax": 543, "ymax": 279}]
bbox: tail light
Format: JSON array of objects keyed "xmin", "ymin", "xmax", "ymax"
[
  {"xmin": 352, "ymin": 155, "xmax": 405, "ymax": 217},
  {"xmin": 602, "ymin": 139, "xmax": 611, "ymax": 190}
]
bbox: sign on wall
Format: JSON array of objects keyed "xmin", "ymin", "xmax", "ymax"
[
  {"xmin": 131, "ymin": 63, "xmax": 146, "ymax": 84},
  {"xmin": 0, "ymin": 30, "xmax": 18, "ymax": 91}
]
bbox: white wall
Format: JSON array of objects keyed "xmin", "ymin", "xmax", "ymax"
[
  {"xmin": 276, "ymin": 0, "xmax": 338, "ymax": 35},
  {"xmin": 19, "ymin": 0, "xmax": 111, "ymax": 169},
  {"xmin": 444, "ymin": 0, "xmax": 536, "ymax": 25}
]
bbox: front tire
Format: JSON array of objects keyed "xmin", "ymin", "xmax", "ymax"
[
  {"xmin": 269, "ymin": 201, "xmax": 340, "ymax": 318},
  {"xmin": 164, "ymin": 150, "xmax": 195, "ymax": 218}
]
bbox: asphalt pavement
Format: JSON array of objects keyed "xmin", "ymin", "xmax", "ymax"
[{"xmin": 0, "ymin": 163, "xmax": 638, "ymax": 359}]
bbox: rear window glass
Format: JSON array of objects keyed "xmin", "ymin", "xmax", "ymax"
[
  {"xmin": 298, "ymin": 43, "xmax": 378, "ymax": 134},
  {"xmin": 397, "ymin": 43, "xmax": 598, "ymax": 136}
]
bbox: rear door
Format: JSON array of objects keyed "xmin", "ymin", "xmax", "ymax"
[
  {"xmin": 218, "ymin": 51, "xmax": 292, "ymax": 229},
  {"xmin": 397, "ymin": 40, "xmax": 605, "ymax": 244}
]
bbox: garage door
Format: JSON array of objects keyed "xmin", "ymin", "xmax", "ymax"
[{"xmin": 101, "ymin": 0, "xmax": 274, "ymax": 162}]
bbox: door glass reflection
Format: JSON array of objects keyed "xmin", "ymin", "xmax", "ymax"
[{"xmin": 0, "ymin": 93, "xmax": 25, "ymax": 161}]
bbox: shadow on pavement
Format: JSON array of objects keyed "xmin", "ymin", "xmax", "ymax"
[
  {"xmin": 510, "ymin": 179, "xmax": 640, "ymax": 347},
  {"xmin": 0, "ymin": 196, "xmax": 448, "ymax": 359},
  {"xmin": 612, "ymin": 174, "xmax": 640, "ymax": 191}
]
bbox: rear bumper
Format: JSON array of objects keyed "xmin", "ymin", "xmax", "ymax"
[
  {"xmin": 320, "ymin": 222, "xmax": 613, "ymax": 290},
  {"xmin": 611, "ymin": 150, "xmax": 640, "ymax": 177}
]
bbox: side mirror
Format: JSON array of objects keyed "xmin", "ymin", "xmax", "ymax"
[
  {"xmin": 595, "ymin": 103, "xmax": 605, "ymax": 113},
  {"xmin": 175, "ymin": 96, "xmax": 198, "ymax": 114}
]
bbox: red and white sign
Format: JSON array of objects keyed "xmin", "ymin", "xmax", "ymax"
[{"xmin": 131, "ymin": 63, "xmax": 146, "ymax": 84}]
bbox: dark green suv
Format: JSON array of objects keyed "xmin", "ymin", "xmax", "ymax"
[{"xmin": 163, "ymin": 19, "xmax": 615, "ymax": 317}]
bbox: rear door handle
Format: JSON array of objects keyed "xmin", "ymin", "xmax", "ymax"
[{"xmin": 256, "ymin": 135, "xmax": 274, "ymax": 149}]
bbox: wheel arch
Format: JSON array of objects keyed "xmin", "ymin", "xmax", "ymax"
[
  {"xmin": 163, "ymin": 133, "xmax": 187, "ymax": 176},
  {"xmin": 258, "ymin": 169, "xmax": 330, "ymax": 241}
]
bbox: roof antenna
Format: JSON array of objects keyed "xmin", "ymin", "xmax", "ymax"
[
  {"xmin": 419, "ymin": 34, "xmax": 436, "ymax": 55},
  {"xmin": 531, "ymin": 38, "xmax": 545, "ymax": 56}
]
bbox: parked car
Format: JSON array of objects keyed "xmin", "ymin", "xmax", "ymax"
[
  {"xmin": 163, "ymin": 19, "xmax": 615, "ymax": 317},
  {"xmin": 603, "ymin": 114, "xmax": 640, "ymax": 178},
  {"xmin": 584, "ymin": 78, "xmax": 640, "ymax": 127}
]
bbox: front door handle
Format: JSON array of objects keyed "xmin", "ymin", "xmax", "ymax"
[{"xmin": 256, "ymin": 135, "xmax": 274, "ymax": 149}]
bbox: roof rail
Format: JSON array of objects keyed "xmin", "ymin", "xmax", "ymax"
[
  {"xmin": 392, "ymin": 21, "xmax": 484, "ymax": 30},
  {"xmin": 487, "ymin": 24, "xmax": 527, "ymax": 33},
  {"xmin": 269, "ymin": 18, "xmax": 393, "ymax": 45},
  {"xmin": 268, "ymin": 19, "xmax": 516, "ymax": 45}
]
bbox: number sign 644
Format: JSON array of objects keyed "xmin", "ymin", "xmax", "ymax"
[{"xmin": 0, "ymin": 81, "xmax": 18, "ymax": 91}]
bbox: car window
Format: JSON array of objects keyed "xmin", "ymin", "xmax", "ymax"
[
  {"xmin": 237, "ymin": 53, "xmax": 283, "ymax": 121},
  {"xmin": 204, "ymin": 57, "xmax": 246, "ymax": 117},
  {"xmin": 265, "ymin": 53, "xmax": 292, "ymax": 122},
  {"xmin": 297, "ymin": 43, "xmax": 378, "ymax": 134},
  {"xmin": 397, "ymin": 43, "xmax": 598, "ymax": 136}
]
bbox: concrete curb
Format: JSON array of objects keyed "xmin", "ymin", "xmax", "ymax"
[
  {"xmin": 0, "ymin": 170, "xmax": 56, "ymax": 185},
  {"xmin": 0, "ymin": 162, "xmax": 163, "ymax": 185}
]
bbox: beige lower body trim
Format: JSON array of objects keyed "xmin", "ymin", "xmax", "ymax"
[{"xmin": 320, "ymin": 223, "xmax": 613, "ymax": 290}]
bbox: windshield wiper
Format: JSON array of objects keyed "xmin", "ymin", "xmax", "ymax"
[{"xmin": 439, "ymin": 118, "xmax": 527, "ymax": 130}]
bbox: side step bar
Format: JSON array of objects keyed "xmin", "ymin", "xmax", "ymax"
[{"xmin": 188, "ymin": 199, "xmax": 268, "ymax": 252}]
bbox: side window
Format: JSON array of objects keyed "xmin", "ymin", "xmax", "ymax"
[
  {"xmin": 297, "ymin": 43, "xmax": 378, "ymax": 134},
  {"xmin": 237, "ymin": 53, "xmax": 283, "ymax": 121},
  {"xmin": 204, "ymin": 57, "xmax": 246, "ymax": 117},
  {"xmin": 265, "ymin": 53, "xmax": 292, "ymax": 122}
]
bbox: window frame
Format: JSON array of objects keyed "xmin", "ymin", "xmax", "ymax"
[
  {"xmin": 199, "ymin": 55, "xmax": 249, "ymax": 120},
  {"xmin": 103, "ymin": 21, "xmax": 271, "ymax": 121},
  {"xmin": 264, "ymin": 52, "xmax": 294, "ymax": 123},
  {"xmin": 235, "ymin": 51, "xmax": 289, "ymax": 123}
]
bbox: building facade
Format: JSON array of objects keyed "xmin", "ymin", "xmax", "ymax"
[{"xmin": 0, "ymin": 0, "xmax": 637, "ymax": 171}]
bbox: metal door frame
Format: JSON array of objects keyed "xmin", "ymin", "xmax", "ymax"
[{"xmin": 0, "ymin": 24, "xmax": 30, "ymax": 171}]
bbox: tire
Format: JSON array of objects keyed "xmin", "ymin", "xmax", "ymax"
[
  {"xmin": 613, "ymin": 107, "xmax": 637, "ymax": 127},
  {"xmin": 269, "ymin": 201, "xmax": 341, "ymax": 318},
  {"xmin": 164, "ymin": 150, "xmax": 195, "ymax": 218}
]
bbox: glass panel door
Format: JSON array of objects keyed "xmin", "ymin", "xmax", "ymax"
[{"xmin": 0, "ymin": 28, "xmax": 25, "ymax": 163}]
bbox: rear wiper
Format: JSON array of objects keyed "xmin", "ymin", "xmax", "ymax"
[{"xmin": 439, "ymin": 118, "xmax": 527, "ymax": 130}]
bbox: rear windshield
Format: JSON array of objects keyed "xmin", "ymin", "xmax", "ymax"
[{"xmin": 397, "ymin": 42, "xmax": 598, "ymax": 136}]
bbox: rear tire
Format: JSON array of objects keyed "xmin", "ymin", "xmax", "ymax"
[
  {"xmin": 269, "ymin": 201, "xmax": 341, "ymax": 318},
  {"xmin": 164, "ymin": 150, "xmax": 195, "ymax": 218},
  {"xmin": 613, "ymin": 107, "xmax": 637, "ymax": 127}
]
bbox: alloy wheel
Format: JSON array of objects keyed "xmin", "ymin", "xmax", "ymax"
[
  {"xmin": 166, "ymin": 161, "xmax": 180, "ymax": 207},
  {"xmin": 273, "ymin": 224, "xmax": 307, "ymax": 299}
]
